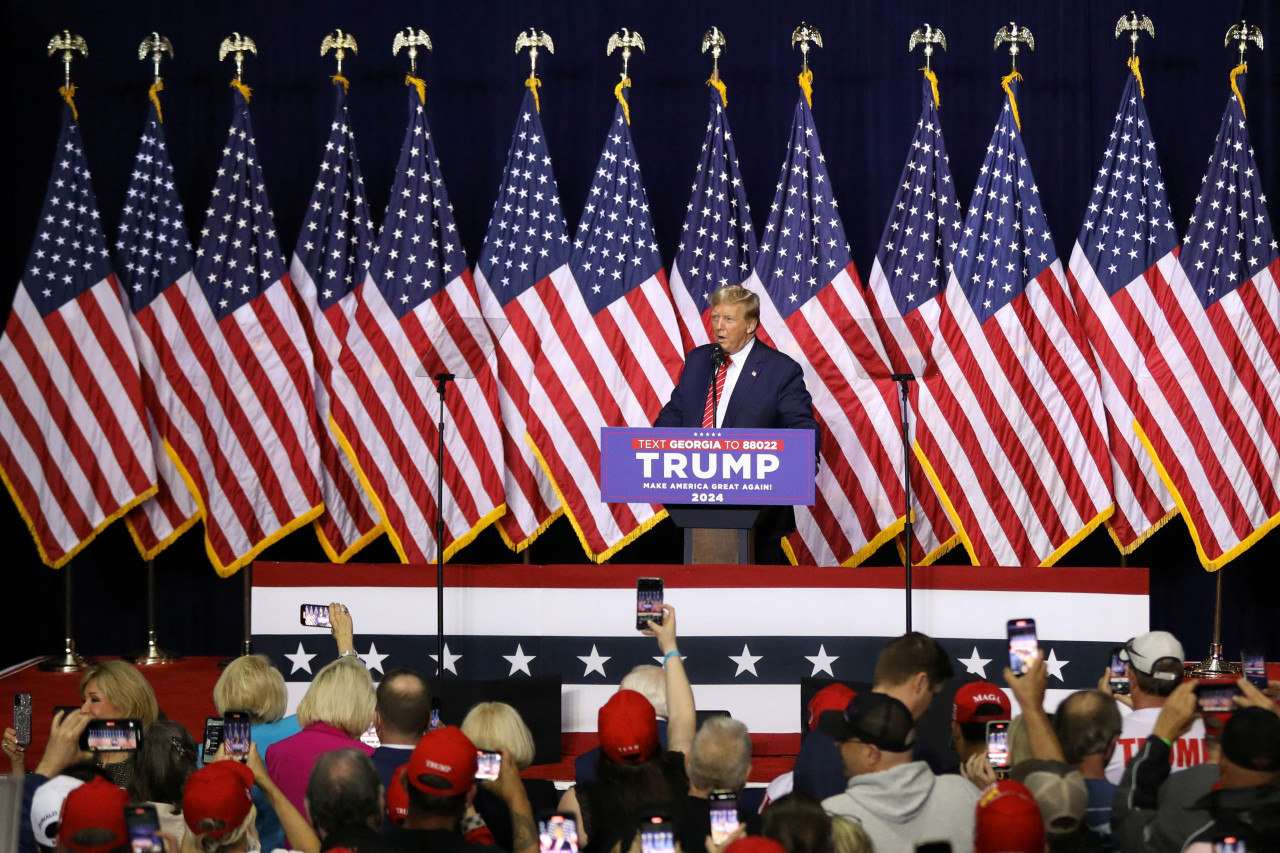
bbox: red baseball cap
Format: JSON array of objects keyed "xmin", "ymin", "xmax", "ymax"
[
  {"xmin": 954, "ymin": 681, "xmax": 1012, "ymax": 724},
  {"xmin": 387, "ymin": 764, "xmax": 410, "ymax": 825},
  {"xmin": 599, "ymin": 689, "xmax": 660, "ymax": 764},
  {"xmin": 974, "ymin": 780, "xmax": 1045, "ymax": 853},
  {"xmin": 408, "ymin": 726, "xmax": 478, "ymax": 797},
  {"xmin": 183, "ymin": 761, "xmax": 255, "ymax": 838},
  {"xmin": 59, "ymin": 777, "xmax": 129, "ymax": 853},
  {"xmin": 807, "ymin": 684, "xmax": 857, "ymax": 731},
  {"xmin": 726, "ymin": 838, "xmax": 787, "ymax": 853}
]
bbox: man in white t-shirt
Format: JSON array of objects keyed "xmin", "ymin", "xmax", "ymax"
[{"xmin": 1102, "ymin": 630, "xmax": 1205, "ymax": 784}]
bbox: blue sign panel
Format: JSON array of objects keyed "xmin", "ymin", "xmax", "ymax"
[{"xmin": 600, "ymin": 428, "xmax": 815, "ymax": 505}]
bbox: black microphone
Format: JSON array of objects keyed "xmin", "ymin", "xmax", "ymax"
[{"xmin": 710, "ymin": 343, "xmax": 727, "ymax": 370}]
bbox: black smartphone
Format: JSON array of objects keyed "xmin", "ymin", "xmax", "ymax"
[
  {"xmin": 1214, "ymin": 838, "xmax": 1247, "ymax": 853},
  {"xmin": 1109, "ymin": 647, "xmax": 1130, "ymax": 695},
  {"xmin": 86, "ymin": 719, "xmax": 142, "ymax": 752},
  {"xmin": 124, "ymin": 804, "xmax": 164, "ymax": 853},
  {"xmin": 636, "ymin": 577, "xmax": 664, "ymax": 631},
  {"xmin": 429, "ymin": 696, "xmax": 442, "ymax": 732},
  {"xmin": 14, "ymin": 693, "xmax": 32, "ymax": 747},
  {"xmin": 986, "ymin": 720, "xmax": 1011, "ymax": 772},
  {"xmin": 916, "ymin": 844, "xmax": 954, "ymax": 853},
  {"xmin": 538, "ymin": 813, "xmax": 579, "ymax": 853},
  {"xmin": 223, "ymin": 710, "xmax": 251, "ymax": 761},
  {"xmin": 53, "ymin": 704, "xmax": 81, "ymax": 721},
  {"xmin": 638, "ymin": 814, "xmax": 674, "ymax": 853},
  {"xmin": 1195, "ymin": 682, "xmax": 1240, "ymax": 714},
  {"xmin": 1241, "ymin": 649, "xmax": 1267, "ymax": 689},
  {"xmin": 475, "ymin": 749, "xmax": 502, "ymax": 781},
  {"xmin": 203, "ymin": 716, "xmax": 224, "ymax": 759},
  {"xmin": 300, "ymin": 603, "xmax": 331, "ymax": 628},
  {"xmin": 709, "ymin": 790, "xmax": 740, "ymax": 845},
  {"xmin": 1007, "ymin": 618, "xmax": 1038, "ymax": 676}
]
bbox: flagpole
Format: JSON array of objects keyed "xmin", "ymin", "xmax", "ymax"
[
  {"xmin": 39, "ymin": 563, "xmax": 92, "ymax": 672},
  {"xmin": 125, "ymin": 559, "xmax": 182, "ymax": 665},
  {"xmin": 1188, "ymin": 569, "xmax": 1240, "ymax": 677},
  {"xmin": 434, "ymin": 373, "xmax": 454, "ymax": 671}
]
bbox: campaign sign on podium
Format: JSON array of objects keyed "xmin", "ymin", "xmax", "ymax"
[{"xmin": 599, "ymin": 428, "xmax": 815, "ymax": 505}]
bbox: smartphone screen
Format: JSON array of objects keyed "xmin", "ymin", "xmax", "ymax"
[
  {"xmin": 986, "ymin": 720, "xmax": 1011, "ymax": 771},
  {"xmin": 125, "ymin": 805, "xmax": 164, "ymax": 853},
  {"xmin": 475, "ymin": 749, "xmax": 502, "ymax": 781},
  {"xmin": 1241, "ymin": 649, "xmax": 1267, "ymax": 689},
  {"xmin": 709, "ymin": 790, "xmax": 740, "ymax": 845},
  {"xmin": 1214, "ymin": 838, "xmax": 1247, "ymax": 853},
  {"xmin": 223, "ymin": 711, "xmax": 250, "ymax": 760},
  {"xmin": 1195, "ymin": 683, "xmax": 1239, "ymax": 714},
  {"xmin": 539, "ymin": 813, "xmax": 579, "ymax": 853},
  {"xmin": 14, "ymin": 693, "xmax": 32, "ymax": 747},
  {"xmin": 359, "ymin": 720, "xmax": 381, "ymax": 749},
  {"xmin": 86, "ymin": 719, "xmax": 141, "ymax": 752},
  {"xmin": 1007, "ymin": 618, "xmax": 1038, "ymax": 676},
  {"xmin": 300, "ymin": 603, "xmax": 331, "ymax": 628},
  {"xmin": 636, "ymin": 577, "xmax": 664, "ymax": 631},
  {"xmin": 1109, "ymin": 648, "xmax": 1130, "ymax": 695},
  {"xmin": 639, "ymin": 816, "xmax": 674, "ymax": 853},
  {"xmin": 429, "ymin": 697, "xmax": 442, "ymax": 732},
  {"xmin": 203, "ymin": 717, "xmax": 224, "ymax": 760}
]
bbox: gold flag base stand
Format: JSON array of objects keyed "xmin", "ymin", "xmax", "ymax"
[{"xmin": 1187, "ymin": 571, "xmax": 1241, "ymax": 679}]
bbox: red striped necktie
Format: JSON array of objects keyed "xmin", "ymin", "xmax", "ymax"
[{"xmin": 701, "ymin": 355, "xmax": 732, "ymax": 428}]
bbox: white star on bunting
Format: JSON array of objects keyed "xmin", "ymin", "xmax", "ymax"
[
  {"xmin": 578, "ymin": 645, "xmax": 611, "ymax": 677},
  {"xmin": 285, "ymin": 643, "xmax": 316, "ymax": 675},
  {"xmin": 958, "ymin": 647, "xmax": 992, "ymax": 677},
  {"xmin": 428, "ymin": 643, "xmax": 462, "ymax": 676},
  {"xmin": 1043, "ymin": 648, "xmax": 1070, "ymax": 682},
  {"xmin": 503, "ymin": 644, "xmax": 536, "ymax": 676},
  {"xmin": 361, "ymin": 642, "xmax": 389, "ymax": 675},
  {"xmin": 805, "ymin": 644, "xmax": 839, "ymax": 677},
  {"xmin": 729, "ymin": 644, "xmax": 763, "ymax": 677}
]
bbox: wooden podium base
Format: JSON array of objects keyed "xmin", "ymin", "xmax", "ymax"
[{"xmin": 685, "ymin": 527, "xmax": 755, "ymax": 564}]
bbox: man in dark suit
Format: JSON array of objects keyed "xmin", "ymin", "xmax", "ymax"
[{"xmin": 654, "ymin": 285, "xmax": 819, "ymax": 562}]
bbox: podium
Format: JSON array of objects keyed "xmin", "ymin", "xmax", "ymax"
[
  {"xmin": 666, "ymin": 505, "xmax": 761, "ymax": 564},
  {"xmin": 599, "ymin": 427, "xmax": 815, "ymax": 565}
]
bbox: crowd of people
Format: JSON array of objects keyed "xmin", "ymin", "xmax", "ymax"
[{"xmin": 4, "ymin": 602, "xmax": 1280, "ymax": 853}]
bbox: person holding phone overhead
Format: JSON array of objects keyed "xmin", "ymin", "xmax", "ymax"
[{"xmin": 654, "ymin": 285, "xmax": 819, "ymax": 564}]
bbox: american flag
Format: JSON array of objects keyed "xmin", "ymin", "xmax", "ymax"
[
  {"xmin": 744, "ymin": 95, "xmax": 905, "ymax": 566},
  {"xmin": 526, "ymin": 92, "xmax": 684, "ymax": 562},
  {"xmin": 287, "ymin": 80, "xmax": 384, "ymax": 561},
  {"xmin": 0, "ymin": 104, "xmax": 156, "ymax": 566},
  {"xmin": 863, "ymin": 77, "xmax": 978, "ymax": 565},
  {"xmin": 472, "ymin": 89, "xmax": 570, "ymax": 551},
  {"xmin": 343, "ymin": 82, "xmax": 505, "ymax": 563},
  {"xmin": 1131, "ymin": 76, "xmax": 1280, "ymax": 569},
  {"xmin": 187, "ymin": 87, "xmax": 326, "ymax": 576},
  {"xmin": 114, "ymin": 103, "xmax": 200, "ymax": 558},
  {"xmin": 1064, "ymin": 72, "xmax": 1178, "ymax": 553},
  {"xmin": 668, "ymin": 87, "xmax": 757, "ymax": 351},
  {"xmin": 922, "ymin": 85, "xmax": 1113, "ymax": 566}
]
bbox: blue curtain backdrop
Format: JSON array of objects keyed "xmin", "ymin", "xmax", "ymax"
[{"xmin": 3, "ymin": 0, "xmax": 1277, "ymax": 666}]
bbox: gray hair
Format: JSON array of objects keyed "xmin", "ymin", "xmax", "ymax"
[
  {"xmin": 620, "ymin": 665, "xmax": 668, "ymax": 719},
  {"xmin": 688, "ymin": 717, "xmax": 752, "ymax": 791}
]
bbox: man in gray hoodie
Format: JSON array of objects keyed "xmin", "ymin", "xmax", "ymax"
[{"xmin": 819, "ymin": 692, "xmax": 980, "ymax": 853}]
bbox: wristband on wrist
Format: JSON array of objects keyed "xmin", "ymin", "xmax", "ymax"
[
  {"xmin": 339, "ymin": 649, "xmax": 360, "ymax": 658},
  {"xmin": 663, "ymin": 650, "xmax": 682, "ymax": 666},
  {"xmin": 1155, "ymin": 734, "xmax": 1173, "ymax": 747}
]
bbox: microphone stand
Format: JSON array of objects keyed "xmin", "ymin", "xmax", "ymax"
[
  {"xmin": 709, "ymin": 345, "xmax": 726, "ymax": 427},
  {"xmin": 434, "ymin": 372, "xmax": 454, "ymax": 672},
  {"xmin": 891, "ymin": 371, "xmax": 916, "ymax": 633}
]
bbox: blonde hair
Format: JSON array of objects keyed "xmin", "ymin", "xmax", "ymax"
[
  {"xmin": 189, "ymin": 804, "xmax": 258, "ymax": 853},
  {"xmin": 829, "ymin": 816, "xmax": 875, "ymax": 853},
  {"xmin": 1009, "ymin": 715, "xmax": 1034, "ymax": 767},
  {"xmin": 296, "ymin": 657, "xmax": 375, "ymax": 737},
  {"xmin": 708, "ymin": 285, "xmax": 760, "ymax": 324},
  {"xmin": 79, "ymin": 661, "xmax": 159, "ymax": 728},
  {"xmin": 213, "ymin": 655, "xmax": 287, "ymax": 725},
  {"xmin": 461, "ymin": 702, "xmax": 536, "ymax": 770}
]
